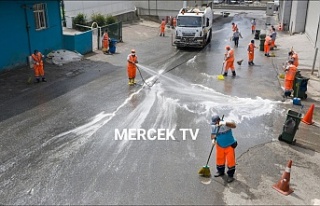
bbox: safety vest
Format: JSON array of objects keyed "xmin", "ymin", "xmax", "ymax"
[
  {"xmin": 232, "ymin": 24, "xmax": 238, "ymax": 32},
  {"xmin": 226, "ymin": 49, "xmax": 234, "ymax": 61},
  {"xmin": 103, "ymin": 33, "xmax": 109, "ymax": 41},
  {"xmin": 31, "ymin": 52, "xmax": 43, "ymax": 65},
  {"xmin": 127, "ymin": 54, "xmax": 138, "ymax": 68},
  {"xmin": 248, "ymin": 43, "xmax": 254, "ymax": 53},
  {"xmin": 285, "ymin": 64, "xmax": 297, "ymax": 81},
  {"xmin": 161, "ymin": 20, "xmax": 166, "ymax": 28},
  {"xmin": 264, "ymin": 36, "xmax": 272, "ymax": 45}
]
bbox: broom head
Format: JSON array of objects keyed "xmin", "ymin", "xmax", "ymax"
[
  {"xmin": 217, "ymin": 74, "xmax": 225, "ymax": 80},
  {"xmin": 279, "ymin": 73, "xmax": 285, "ymax": 79},
  {"xmin": 237, "ymin": 59, "xmax": 243, "ymax": 65},
  {"xmin": 198, "ymin": 165, "xmax": 211, "ymax": 177}
]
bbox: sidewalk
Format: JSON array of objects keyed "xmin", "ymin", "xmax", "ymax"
[
  {"xmin": 271, "ymin": 29, "xmax": 320, "ymax": 153},
  {"xmin": 224, "ymin": 141, "xmax": 320, "ymax": 205}
]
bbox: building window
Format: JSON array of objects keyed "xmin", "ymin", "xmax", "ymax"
[{"xmin": 33, "ymin": 3, "xmax": 47, "ymax": 30}]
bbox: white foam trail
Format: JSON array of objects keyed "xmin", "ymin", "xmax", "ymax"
[
  {"xmin": 186, "ymin": 55, "xmax": 197, "ymax": 66},
  {"xmin": 51, "ymin": 59, "xmax": 283, "ymax": 156}
]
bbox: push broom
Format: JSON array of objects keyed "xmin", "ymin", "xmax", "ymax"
[
  {"xmin": 217, "ymin": 62, "xmax": 225, "ymax": 80},
  {"xmin": 198, "ymin": 115, "xmax": 224, "ymax": 177}
]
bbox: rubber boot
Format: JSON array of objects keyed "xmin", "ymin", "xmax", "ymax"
[
  {"xmin": 133, "ymin": 78, "xmax": 137, "ymax": 84},
  {"xmin": 232, "ymin": 71, "xmax": 236, "ymax": 77},
  {"xmin": 128, "ymin": 78, "xmax": 133, "ymax": 85},
  {"xmin": 42, "ymin": 77, "xmax": 47, "ymax": 82},
  {"xmin": 35, "ymin": 78, "xmax": 40, "ymax": 83},
  {"xmin": 223, "ymin": 72, "xmax": 228, "ymax": 76}
]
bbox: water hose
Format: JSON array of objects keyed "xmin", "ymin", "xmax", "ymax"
[{"xmin": 136, "ymin": 59, "xmax": 190, "ymax": 88}]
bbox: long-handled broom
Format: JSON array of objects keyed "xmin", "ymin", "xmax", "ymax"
[
  {"xmin": 198, "ymin": 115, "xmax": 224, "ymax": 177},
  {"xmin": 198, "ymin": 140, "xmax": 216, "ymax": 177},
  {"xmin": 217, "ymin": 62, "xmax": 225, "ymax": 80}
]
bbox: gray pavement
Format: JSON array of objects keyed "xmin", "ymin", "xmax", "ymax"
[
  {"xmin": 0, "ymin": 10, "xmax": 320, "ymax": 205},
  {"xmin": 210, "ymin": 10, "xmax": 320, "ymax": 205},
  {"xmin": 90, "ymin": 11, "xmax": 320, "ymax": 205}
]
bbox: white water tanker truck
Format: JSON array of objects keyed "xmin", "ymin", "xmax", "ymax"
[{"xmin": 174, "ymin": 6, "xmax": 213, "ymax": 48}]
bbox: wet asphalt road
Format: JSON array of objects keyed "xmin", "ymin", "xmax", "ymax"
[{"xmin": 0, "ymin": 11, "xmax": 300, "ymax": 204}]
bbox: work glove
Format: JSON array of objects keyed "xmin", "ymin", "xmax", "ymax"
[
  {"xmin": 212, "ymin": 139, "xmax": 216, "ymax": 145},
  {"xmin": 218, "ymin": 120, "xmax": 227, "ymax": 126}
]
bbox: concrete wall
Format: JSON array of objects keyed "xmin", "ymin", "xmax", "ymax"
[
  {"xmin": 279, "ymin": 0, "xmax": 292, "ymax": 31},
  {"xmin": 290, "ymin": 0, "xmax": 308, "ymax": 34},
  {"xmin": 64, "ymin": 1, "xmax": 136, "ymax": 20},
  {"xmin": 63, "ymin": 31, "xmax": 93, "ymax": 55}
]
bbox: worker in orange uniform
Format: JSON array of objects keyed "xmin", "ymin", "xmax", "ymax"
[
  {"xmin": 224, "ymin": 45, "xmax": 236, "ymax": 77},
  {"xmin": 160, "ymin": 19, "xmax": 166, "ymax": 37},
  {"xmin": 31, "ymin": 50, "xmax": 46, "ymax": 83},
  {"xmin": 102, "ymin": 30, "xmax": 110, "ymax": 54},
  {"xmin": 283, "ymin": 59, "xmax": 297, "ymax": 97},
  {"xmin": 289, "ymin": 50, "xmax": 299, "ymax": 67},
  {"xmin": 270, "ymin": 27, "xmax": 277, "ymax": 49},
  {"xmin": 247, "ymin": 39, "xmax": 258, "ymax": 66},
  {"xmin": 172, "ymin": 17, "xmax": 177, "ymax": 28},
  {"xmin": 231, "ymin": 22, "xmax": 238, "ymax": 32},
  {"xmin": 127, "ymin": 49, "xmax": 139, "ymax": 85},
  {"xmin": 211, "ymin": 115, "xmax": 237, "ymax": 183},
  {"xmin": 251, "ymin": 19, "xmax": 256, "ymax": 34},
  {"xmin": 264, "ymin": 35, "xmax": 272, "ymax": 57}
]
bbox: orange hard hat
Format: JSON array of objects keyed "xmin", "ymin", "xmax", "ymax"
[
  {"xmin": 226, "ymin": 45, "xmax": 231, "ymax": 50},
  {"xmin": 131, "ymin": 49, "xmax": 136, "ymax": 53}
]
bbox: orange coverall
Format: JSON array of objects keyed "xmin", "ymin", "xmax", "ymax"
[
  {"xmin": 232, "ymin": 23, "xmax": 238, "ymax": 32},
  {"xmin": 31, "ymin": 52, "xmax": 44, "ymax": 79},
  {"xmin": 284, "ymin": 64, "xmax": 297, "ymax": 91},
  {"xmin": 264, "ymin": 36, "xmax": 272, "ymax": 55},
  {"xmin": 102, "ymin": 32, "xmax": 109, "ymax": 51},
  {"xmin": 160, "ymin": 20, "xmax": 166, "ymax": 36},
  {"xmin": 225, "ymin": 49, "xmax": 235, "ymax": 73},
  {"xmin": 127, "ymin": 53, "xmax": 138, "ymax": 79},
  {"xmin": 247, "ymin": 42, "xmax": 255, "ymax": 63},
  {"xmin": 172, "ymin": 18, "xmax": 177, "ymax": 28},
  {"xmin": 251, "ymin": 24, "xmax": 256, "ymax": 34}
]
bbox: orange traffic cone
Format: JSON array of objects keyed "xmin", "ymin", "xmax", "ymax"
[
  {"xmin": 302, "ymin": 104, "xmax": 314, "ymax": 125},
  {"xmin": 273, "ymin": 160, "xmax": 294, "ymax": 196}
]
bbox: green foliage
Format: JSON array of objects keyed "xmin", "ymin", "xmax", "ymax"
[
  {"xmin": 106, "ymin": 15, "xmax": 117, "ymax": 25},
  {"xmin": 73, "ymin": 13, "xmax": 87, "ymax": 31},
  {"xmin": 91, "ymin": 13, "xmax": 106, "ymax": 26},
  {"xmin": 73, "ymin": 13, "xmax": 87, "ymax": 25}
]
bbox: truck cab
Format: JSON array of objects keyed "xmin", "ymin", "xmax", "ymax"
[{"xmin": 174, "ymin": 6, "xmax": 213, "ymax": 48}]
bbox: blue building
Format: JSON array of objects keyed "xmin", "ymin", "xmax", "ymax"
[{"xmin": 0, "ymin": 0, "xmax": 63, "ymax": 71}]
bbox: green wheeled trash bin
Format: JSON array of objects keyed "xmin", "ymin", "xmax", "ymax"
[
  {"xmin": 254, "ymin": 30, "xmax": 261, "ymax": 40},
  {"xmin": 293, "ymin": 71, "xmax": 309, "ymax": 100},
  {"xmin": 278, "ymin": 109, "xmax": 302, "ymax": 144},
  {"xmin": 259, "ymin": 33, "xmax": 266, "ymax": 51}
]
